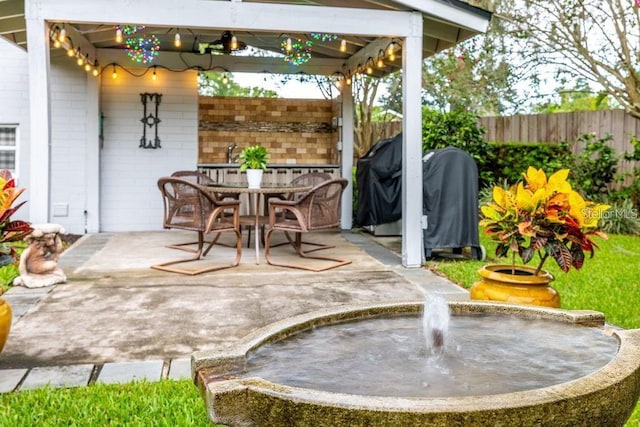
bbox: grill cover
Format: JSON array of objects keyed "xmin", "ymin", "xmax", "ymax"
[
  {"xmin": 355, "ymin": 133, "xmax": 402, "ymax": 226},
  {"xmin": 422, "ymin": 147, "xmax": 482, "ymax": 260}
]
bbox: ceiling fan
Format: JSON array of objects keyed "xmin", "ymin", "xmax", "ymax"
[{"xmin": 198, "ymin": 31, "xmax": 247, "ymax": 55}]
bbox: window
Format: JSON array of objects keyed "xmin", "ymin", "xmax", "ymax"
[{"xmin": 0, "ymin": 126, "xmax": 17, "ymax": 174}]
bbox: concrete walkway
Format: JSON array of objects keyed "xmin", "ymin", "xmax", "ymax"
[{"xmin": 0, "ymin": 230, "xmax": 468, "ymax": 393}]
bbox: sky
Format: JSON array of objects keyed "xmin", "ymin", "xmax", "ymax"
[{"xmin": 232, "ymin": 72, "xmax": 327, "ymax": 99}]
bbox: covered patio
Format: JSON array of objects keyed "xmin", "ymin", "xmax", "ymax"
[{"xmin": 0, "ymin": 0, "xmax": 492, "ymax": 267}]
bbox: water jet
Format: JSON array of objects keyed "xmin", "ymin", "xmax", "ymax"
[{"xmin": 193, "ymin": 300, "xmax": 640, "ymax": 426}]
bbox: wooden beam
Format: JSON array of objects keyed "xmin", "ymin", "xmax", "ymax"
[
  {"xmin": 96, "ymin": 48, "xmax": 345, "ymax": 76},
  {"xmin": 33, "ymin": 0, "xmax": 418, "ymax": 37}
]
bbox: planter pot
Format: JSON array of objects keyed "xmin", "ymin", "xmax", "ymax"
[
  {"xmin": 0, "ymin": 296, "xmax": 11, "ymax": 354},
  {"xmin": 246, "ymin": 169, "xmax": 263, "ymax": 189},
  {"xmin": 470, "ymin": 264, "xmax": 560, "ymax": 308}
]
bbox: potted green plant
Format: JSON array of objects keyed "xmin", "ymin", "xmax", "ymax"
[
  {"xmin": 239, "ymin": 145, "xmax": 268, "ymax": 188},
  {"xmin": 472, "ymin": 167, "xmax": 610, "ymax": 307},
  {"xmin": 0, "ymin": 169, "xmax": 32, "ymax": 354}
]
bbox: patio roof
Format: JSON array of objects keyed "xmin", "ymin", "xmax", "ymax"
[{"xmin": 0, "ymin": 0, "xmax": 492, "ymax": 78}]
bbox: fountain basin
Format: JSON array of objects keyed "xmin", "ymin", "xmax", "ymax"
[{"xmin": 192, "ymin": 301, "xmax": 640, "ymax": 427}]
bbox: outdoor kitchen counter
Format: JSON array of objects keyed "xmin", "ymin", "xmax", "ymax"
[{"xmin": 198, "ymin": 164, "xmax": 341, "ymax": 187}]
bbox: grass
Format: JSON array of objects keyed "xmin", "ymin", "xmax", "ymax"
[
  {"xmin": 0, "ymin": 380, "xmax": 216, "ymax": 426},
  {"xmin": 428, "ymin": 231, "xmax": 640, "ymax": 426},
  {"xmin": 0, "ymin": 232, "xmax": 638, "ymax": 425}
]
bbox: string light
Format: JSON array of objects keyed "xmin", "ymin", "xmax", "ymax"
[
  {"xmin": 285, "ymin": 37, "xmax": 292, "ymax": 53},
  {"xmin": 84, "ymin": 58, "xmax": 92, "ymax": 72},
  {"xmin": 366, "ymin": 58, "xmax": 373, "ymax": 75},
  {"xmin": 152, "ymin": 66, "xmax": 157, "ymax": 81},
  {"xmin": 115, "ymin": 28, "xmax": 123, "ymax": 43},
  {"xmin": 76, "ymin": 50, "xmax": 84, "ymax": 66},
  {"xmin": 53, "ymin": 39, "xmax": 61, "ymax": 48},
  {"xmin": 346, "ymin": 75, "xmax": 352, "ymax": 85},
  {"xmin": 58, "ymin": 28, "xmax": 66, "ymax": 43},
  {"xmin": 222, "ymin": 73, "xmax": 229, "ymax": 85},
  {"xmin": 340, "ymin": 39, "xmax": 347, "ymax": 52},
  {"xmin": 92, "ymin": 61, "xmax": 99, "ymax": 77},
  {"xmin": 231, "ymin": 35, "xmax": 238, "ymax": 50},
  {"xmin": 376, "ymin": 51, "xmax": 385, "ymax": 68},
  {"xmin": 112, "ymin": 64, "xmax": 117, "ymax": 79},
  {"xmin": 66, "ymin": 46, "xmax": 74, "ymax": 57},
  {"xmin": 174, "ymin": 31, "xmax": 182, "ymax": 48}
]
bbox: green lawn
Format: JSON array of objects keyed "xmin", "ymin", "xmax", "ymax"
[{"xmin": 1, "ymin": 232, "xmax": 638, "ymax": 426}]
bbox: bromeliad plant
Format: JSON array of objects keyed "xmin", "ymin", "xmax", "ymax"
[
  {"xmin": 480, "ymin": 167, "xmax": 610, "ymax": 274},
  {"xmin": 0, "ymin": 170, "xmax": 32, "ymax": 266}
]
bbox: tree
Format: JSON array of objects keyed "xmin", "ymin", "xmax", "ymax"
[
  {"xmin": 532, "ymin": 79, "xmax": 613, "ymax": 113},
  {"xmin": 198, "ymin": 72, "xmax": 278, "ymax": 97},
  {"xmin": 499, "ymin": 0, "xmax": 640, "ymax": 118}
]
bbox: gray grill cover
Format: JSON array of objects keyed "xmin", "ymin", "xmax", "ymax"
[{"xmin": 422, "ymin": 147, "xmax": 482, "ymax": 260}]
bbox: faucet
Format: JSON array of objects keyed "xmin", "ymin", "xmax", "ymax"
[{"xmin": 227, "ymin": 143, "xmax": 238, "ymax": 163}]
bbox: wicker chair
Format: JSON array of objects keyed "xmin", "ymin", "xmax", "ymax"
[
  {"xmin": 253, "ymin": 172, "xmax": 332, "ymax": 247},
  {"xmin": 264, "ymin": 178, "xmax": 350, "ymax": 271},
  {"xmin": 152, "ymin": 176, "xmax": 242, "ymax": 275}
]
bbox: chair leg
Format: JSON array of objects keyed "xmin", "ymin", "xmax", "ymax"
[
  {"xmin": 268, "ymin": 231, "xmax": 335, "ymax": 253},
  {"xmin": 265, "ymin": 229, "xmax": 351, "ymax": 272},
  {"xmin": 152, "ymin": 230, "xmax": 242, "ymax": 275}
]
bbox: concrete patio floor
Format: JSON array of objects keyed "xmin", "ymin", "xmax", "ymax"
[{"xmin": 0, "ymin": 229, "xmax": 468, "ymax": 391}]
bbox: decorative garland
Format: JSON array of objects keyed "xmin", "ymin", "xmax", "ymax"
[
  {"xmin": 116, "ymin": 25, "xmax": 145, "ymax": 36},
  {"xmin": 280, "ymin": 38, "xmax": 312, "ymax": 66},
  {"xmin": 126, "ymin": 35, "xmax": 160, "ymax": 64},
  {"xmin": 310, "ymin": 33, "xmax": 338, "ymax": 43}
]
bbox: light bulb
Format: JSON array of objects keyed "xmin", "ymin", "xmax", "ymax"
[
  {"xmin": 174, "ymin": 32, "xmax": 181, "ymax": 48},
  {"xmin": 340, "ymin": 39, "xmax": 347, "ymax": 52},
  {"xmin": 386, "ymin": 43, "xmax": 394, "ymax": 57},
  {"xmin": 67, "ymin": 47, "xmax": 74, "ymax": 57},
  {"xmin": 231, "ymin": 35, "xmax": 238, "ymax": 50},
  {"xmin": 389, "ymin": 52, "xmax": 396, "ymax": 62},
  {"xmin": 84, "ymin": 62, "xmax": 91, "ymax": 72},
  {"xmin": 53, "ymin": 39, "xmax": 61, "ymax": 48},
  {"xmin": 346, "ymin": 76, "xmax": 352, "ymax": 85},
  {"xmin": 152, "ymin": 68, "xmax": 157, "ymax": 81},
  {"xmin": 58, "ymin": 28, "xmax": 66, "ymax": 43},
  {"xmin": 286, "ymin": 38, "xmax": 292, "ymax": 53},
  {"xmin": 92, "ymin": 67, "xmax": 99, "ymax": 77},
  {"xmin": 115, "ymin": 28, "xmax": 123, "ymax": 43},
  {"xmin": 377, "ymin": 57, "xmax": 384, "ymax": 68},
  {"xmin": 77, "ymin": 55, "xmax": 84, "ymax": 66},
  {"xmin": 222, "ymin": 74, "xmax": 229, "ymax": 85},
  {"xmin": 112, "ymin": 66, "xmax": 117, "ymax": 79}
]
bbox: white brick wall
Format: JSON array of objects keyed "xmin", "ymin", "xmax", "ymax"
[
  {"xmin": 50, "ymin": 58, "xmax": 90, "ymax": 234},
  {"xmin": 0, "ymin": 39, "xmax": 30, "ymax": 221},
  {"xmin": 99, "ymin": 67, "xmax": 198, "ymax": 231}
]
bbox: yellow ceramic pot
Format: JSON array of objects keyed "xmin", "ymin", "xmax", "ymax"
[
  {"xmin": 0, "ymin": 296, "xmax": 11, "ymax": 354},
  {"xmin": 470, "ymin": 264, "xmax": 560, "ymax": 308}
]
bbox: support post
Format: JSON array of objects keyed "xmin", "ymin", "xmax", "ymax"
[{"xmin": 401, "ymin": 12, "xmax": 424, "ymax": 268}]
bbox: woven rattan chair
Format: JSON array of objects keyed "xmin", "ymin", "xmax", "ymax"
[
  {"xmin": 264, "ymin": 178, "xmax": 350, "ymax": 271},
  {"xmin": 152, "ymin": 176, "xmax": 242, "ymax": 275}
]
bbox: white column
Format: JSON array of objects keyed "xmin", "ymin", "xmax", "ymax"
[
  {"xmin": 85, "ymin": 73, "xmax": 101, "ymax": 233},
  {"xmin": 25, "ymin": 15, "xmax": 51, "ymax": 224},
  {"xmin": 340, "ymin": 87, "xmax": 354, "ymax": 229},
  {"xmin": 401, "ymin": 12, "xmax": 424, "ymax": 268}
]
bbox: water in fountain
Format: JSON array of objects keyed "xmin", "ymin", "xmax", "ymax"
[
  {"xmin": 242, "ymin": 308, "xmax": 618, "ymax": 398},
  {"xmin": 422, "ymin": 293, "xmax": 450, "ymax": 357}
]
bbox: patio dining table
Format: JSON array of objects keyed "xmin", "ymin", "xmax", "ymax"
[{"xmin": 205, "ymin": 183, "xmax": 312, "ymax": 264}]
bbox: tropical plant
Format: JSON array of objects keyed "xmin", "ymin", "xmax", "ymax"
[
  {"xmin": 238, "ymin": 145, "xmax": 268, "ymax": 171},
  {"xmin": 0, "ymin": 170, "xmax": 32, "ymax": 266},
  {"xmin": 479, "ymin": 167, "xmax": 610, "ymax": 274}
]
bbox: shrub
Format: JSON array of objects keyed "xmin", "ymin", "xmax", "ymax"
[
  {"xmin": 422, "ymin": 108, "xmax": 493, "ymax": 184},
  {"xmin": 569, "ymin": 133, "xmax": 618, "ymax": 201},
  {"xmin": 598, "ymin": 198, "xmax": 640, "ymax": 235},
  {"xmin": 486, "ymin": 141, "xmax": 573, "ymax": 184}
]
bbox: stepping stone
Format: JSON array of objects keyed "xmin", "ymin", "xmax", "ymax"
[
  {"xmin": 97, "ymin": 360, "xmax": 163, "ymax": 384},
  {"xmin": 20, "ymin": 364, "xmax": 93, "ymax": 390},
  {"xmin": 0, "ymin": 369, "xmax": 27, "ymax": 393},
  {"xmin": 168, "ymin": 358, "xmax": 191, "ymax": 380}
]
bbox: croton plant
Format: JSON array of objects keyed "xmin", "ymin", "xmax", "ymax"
[
  {"xmin": 480, "ymin": 167, "xmax": 610, "ymax": 274},
  {"xmin": 0, "ymin": 170, "xmax": 32, "ymax": 266}
]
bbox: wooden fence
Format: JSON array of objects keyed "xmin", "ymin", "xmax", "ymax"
[{"xmin": 478, "ymin": 109, "xmax": 640, "ymax": 181}]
